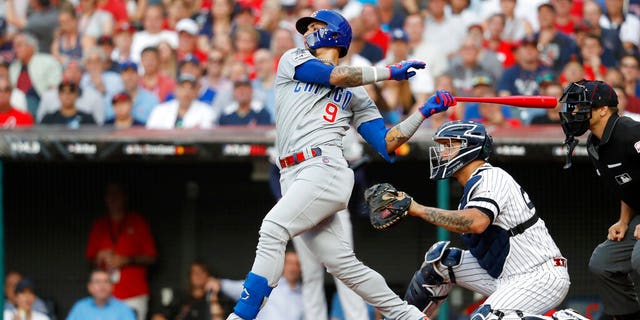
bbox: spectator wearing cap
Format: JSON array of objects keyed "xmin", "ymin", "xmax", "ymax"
[
  {"xmin": 131, "ymin": 4, "xmax": 178, "ymax": 63},
  {"xmin": 462, "ymin": 73, "xmax": 511, "ymax": 121},
  {"xmin": 80, "ymin": 47, "xmax": 125, "ymax": 121},
  {"xmin": 41, "ymin": 80, "xmax": 97, "ymax": 127},
  {"xmin": 112, "ymin": 23, "xmax": 136, "ymax": 64},
  {"xmin": 3, "ymin": 278, "xmax": 50, "ymax": 320},
  {"xmin": 5, "ymin": 0, "xmax": 58, "ymax": 54},
  {"xmin": 67, "ymin": 269, "xmax": 136, "ymax": 320},
  {"xmin": 165, "ymin": 54, "xmax": 216, "ymax": 105},
  {"xmin": 118, "ymin": 61, "xmax": 159, "ymax": 124},
  {"xmin": 97, "ymin": 35, "xmax": 120, "ymax": 73},
  {"xmin": 0, "ymin": 76, "xmax": 33, "ymax": 128},
  {"xmin": 140, "ymin": 46, "xmax": 176, "ymax": 103},
  {"xmin": 37, "ymin": 59, "xmax": 104, "ymax": 124},
  {"xmin": 219, "ymin": 79, "xmax": 271, "ymax": 126},
  {"xmin": 535, "ymin": 3, "xmax": 580, "ymax": 75},
  {"xmin": 9, "ymin": 32, "xmax": 62, "ymax": 116},
  {"xmin": 105, "ymin": 92, "xmax": 145, "ymax": 128},
  {"xmin": 51, "ymin": 4, "xmax": 83, "ymax": 65},
  {"xmin": 77, "ymin": 0, "xmax": 115, "ymax": 49},
  {"xmin": 176, "ymin": 18, "xmax": 208, "ymax": 64},
  {"xmin": 146, "ymin": 74, "xmax": 216, "ymax": 129},
  {"xmin": 4, "ymin": 271, "xmax": 51, "ymax": 317}
]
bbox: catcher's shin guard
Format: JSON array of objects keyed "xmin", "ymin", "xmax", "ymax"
[{"xmin": 404, "ymin": 241, "xmax": 462, "ymax": 317}]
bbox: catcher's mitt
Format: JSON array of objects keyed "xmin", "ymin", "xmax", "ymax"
[{"xmin": 365, "ymin": 183, "xmax": 413, "ymax": 230}]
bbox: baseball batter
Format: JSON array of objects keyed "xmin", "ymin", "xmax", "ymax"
[
  {"xmin": 367, "ymin": 121, "xmax": 571, "ymax": 317},
  {"xmin": 225, "ymin": 9, "xmax": 456, "ymax": 320}
]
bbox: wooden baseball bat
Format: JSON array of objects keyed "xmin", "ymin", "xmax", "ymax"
[{"xmin": 455, "ymin": 96, "xmax": 558, "ymax": 109}]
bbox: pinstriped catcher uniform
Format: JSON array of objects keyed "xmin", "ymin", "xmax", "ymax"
[
  {"xmin": 388, "ymin": 121, "xmax": 571, "ymax": 317},
  {"xmin": 452, "ymin": 163, "xmax": 570, "ymax": 313}
]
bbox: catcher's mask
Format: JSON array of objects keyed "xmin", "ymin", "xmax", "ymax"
[
  {"xmin": 429, "ymin": 121, "xmax": 492, "ymax": 180},
  {"xmin": 295, "ymin": 9, "xmax": 352, "ymax": 58}
]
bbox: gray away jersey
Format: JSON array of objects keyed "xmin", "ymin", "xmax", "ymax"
[
  {"xmin": 274, "ymin": 48, "xmax": 382, "ymax": 156},
  {"xmin": 461, "ymin": 163, "xmax": 563, "ymax": 278}
]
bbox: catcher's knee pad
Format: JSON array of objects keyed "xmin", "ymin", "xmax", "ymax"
[
  {"xmin": 233, "ymin": 272, "xmax": 274, "ymax": 320},
  {"xmin": 405, "ymin": 241, "xmax": 462, "ymax": 316}
]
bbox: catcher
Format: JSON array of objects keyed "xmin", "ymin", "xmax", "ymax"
[{"xmin": 365, "ymin": 120, "xmax": 570, "ymax": 318}]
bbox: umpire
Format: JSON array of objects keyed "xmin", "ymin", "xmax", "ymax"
[{"xmin": 561, "ymin": 79, "xmax": 640, "ymax": 319}]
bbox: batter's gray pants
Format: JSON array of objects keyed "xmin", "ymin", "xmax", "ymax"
[{"xmin": 589, "ymin": 215, "xmax": 640, "ymax": 316}]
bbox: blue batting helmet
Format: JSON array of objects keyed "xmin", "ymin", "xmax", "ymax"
[
  {"xmin": 295, "ymin": 9, "xmax": 352, "ymax": 58},
  {"xmin": 429, "ymin": 121, "xmax": 493, "ymax": 180}
]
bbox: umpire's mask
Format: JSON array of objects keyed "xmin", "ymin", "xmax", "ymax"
[
  {"xmin": 559, "ymin": 81, "xmax": 592, "ymax": 138},
  {"xmin": 559, "ymin": 79, "xmax": 618, "ymax": 138}
]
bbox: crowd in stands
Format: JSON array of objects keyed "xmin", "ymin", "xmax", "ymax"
[{"xmin": 0, "ymin": 0, "xmax": 637, "ymax": 131}]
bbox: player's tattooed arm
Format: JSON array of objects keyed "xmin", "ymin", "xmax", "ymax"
[
  {"xmin": 408, "ymin": 203, "xmax": 490, "ymax": 234},
  {"xmin": 330, "ymin": 66, "xmax": 364, "ymax": 87},
  {"xmin": 384, "ymin": 126, "xmax": 411, "ymax": 153}
]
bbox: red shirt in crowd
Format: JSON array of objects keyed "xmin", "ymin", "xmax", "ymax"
[
  {"xmin": 583, "ymin": 64, "xmax": 607, "ymax": 81},
  {"xmin": 0, "ymin": 108, "xmax": 34, "ymax": 128},
  {"xmin": 86, "ymin": 212, "xmax": 157, "ymax": 299},
  {"xmin": 98, "ymin": 0, "xmax": 129, "ymax": 23},
  {"xmin": 366, "ymin": 29, "xmax": 390, "ymax": 57}
]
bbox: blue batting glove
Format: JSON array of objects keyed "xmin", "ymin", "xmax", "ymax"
[
  {"xmin": 387, "ymin": 60, "xmax": 426, "ymax": 81},
  {"xmin": 419, "ymin": 90, "xmax": 457, "ymax": 118}
]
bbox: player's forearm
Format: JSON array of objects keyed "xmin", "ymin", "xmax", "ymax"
[
  {"xmin": 409, "ymin": 202, "xmax": 483, "ymax": 234},
  {"xmin": 384, "ymin": 126, "xmax": 411, "ymax": 153},
  {"xmin": 385, "ymin": 112, "xmax": 424, "ymax": 152},
  {"xmin": 619, "ymin": 200, "xmax": 635, "ymax": 224},
  {"xmin": 329, "ymin": 66, "xmax": 390, "ymax": 87}
]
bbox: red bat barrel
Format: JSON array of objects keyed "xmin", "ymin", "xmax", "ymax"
[{"xmin": 455, "ymin": 96, "xmax": 558, "ymax": 109}]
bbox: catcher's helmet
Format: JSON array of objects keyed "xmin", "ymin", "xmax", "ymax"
[
  {"xmin": 559, "ymin": 79, "xmax": 618, "ymax": 138},
  {"xmin": 295, "ymin": 9, "xmax": 352, "ymax": 58},
  {"xmin": 429, "ymin": 121, "xmax": 492, "ymax": 180}
]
